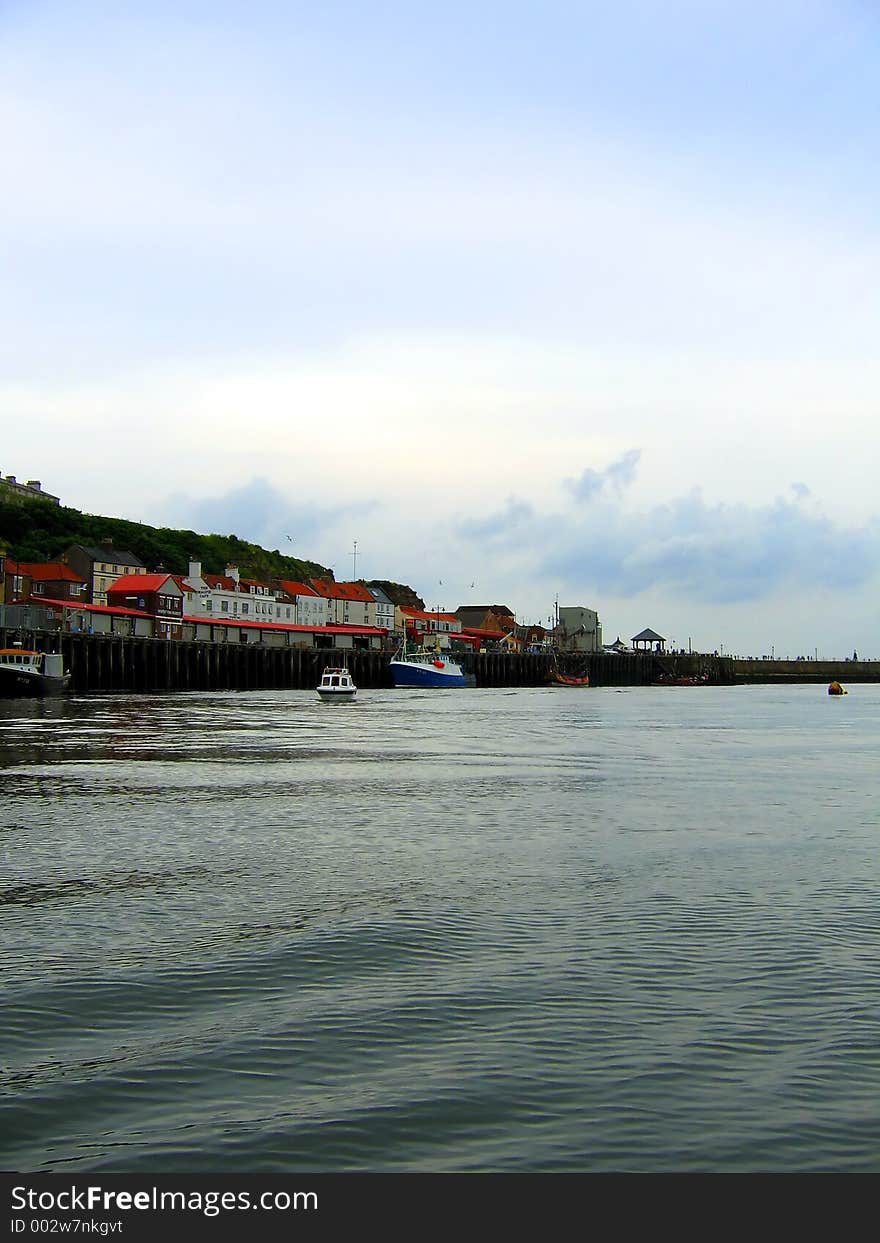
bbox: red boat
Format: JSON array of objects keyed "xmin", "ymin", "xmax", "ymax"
[{"xmin": 548, "ymin": 664, "xmax": 590, "ymax": 687}]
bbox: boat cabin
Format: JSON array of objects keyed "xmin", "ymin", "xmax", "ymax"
[{"xmin": 316, "ymin": 666, "xmax": 357, "ymax": 699}]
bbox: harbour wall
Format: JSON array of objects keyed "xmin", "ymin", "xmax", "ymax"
[
  {"xmin": 3, "ymin": 627, "xmax": 876, "ymax": 692},
  {"xmin": 3, "ymin": 630, "xmax": 655, "ymax": 692},
  {"xmin": 730, "ymin": 658, "xmax": 880, "ymax": 684}
]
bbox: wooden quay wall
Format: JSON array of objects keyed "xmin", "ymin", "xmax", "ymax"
[
  {"xmin": 5, "ymin": 626, "xmax": 874, "ymax": 692},
  {"xmin": 1, "ymin": 629, "xmax": 664, "ymax": 692}
]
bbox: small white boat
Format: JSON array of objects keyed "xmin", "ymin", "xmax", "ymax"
[
  {"xmin": 0, "ymin": 646, "xmax": 71, "ymax": 697},
  {"xmin": 316, "ymin": 666, "xmax": 357, "ymax": 701}
]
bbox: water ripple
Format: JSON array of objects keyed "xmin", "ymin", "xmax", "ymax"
[{"xmin": 2, "ymin": 685, "xmax": 880, "ymax": 1171}]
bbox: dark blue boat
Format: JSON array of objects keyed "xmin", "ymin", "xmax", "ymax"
[{"xmin": 389, "ymin": 641, "xmax": 467, "ymax": 688}]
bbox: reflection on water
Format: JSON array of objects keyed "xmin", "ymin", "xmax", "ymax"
[{"xmin": 2, "ymin": 685, "xmax": 880, "ymax": 1171}]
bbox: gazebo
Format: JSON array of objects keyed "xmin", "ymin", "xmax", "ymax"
[{"xmin": 631, "ymin": 628, "xmax": 666, "ymax": 653}]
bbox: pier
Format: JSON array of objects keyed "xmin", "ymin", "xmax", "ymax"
[{"xmin": 1, "ymin": 626, "xmax": 877, "ymax": 693}]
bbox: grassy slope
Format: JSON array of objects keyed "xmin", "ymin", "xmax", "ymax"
[{"xmin": 0, "ymin": 495, "xmax": 332, "ymax": 582}]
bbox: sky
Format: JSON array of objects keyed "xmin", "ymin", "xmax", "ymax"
[{"xmin": 3, "ymin": 0, "xmax": 879, "ymax": 657}]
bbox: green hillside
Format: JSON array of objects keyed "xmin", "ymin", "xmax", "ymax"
[
  {"xmin": 0, "ymin": 495, "xmax": 333, "ymax": 583},
  {"xmin": 366, "ymin": 580, "xmax": 425, "ymax": 609}
]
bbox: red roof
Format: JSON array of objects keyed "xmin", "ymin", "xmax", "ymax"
[
  {"xmin": 276, "ymin": 579, "xmax": 319, "ymax": 597},
  {"xmin": 309, "ymin": 578, "xmax": 374, "ymax": 602},
  {"xmin": 449, "ymin": 632, "xmax": 482, "ymax": 649},
  {"xmin": 108, "ymin": 573, "xmax": 181, "ymax": 593},
  {"xmin": 37, "ymin": 597, "xmax": 387, "ymax": 636},
  {"xmin": 38, "ymin": 597, "xmax": 150, "ymax": 617},
  {"xmin": 183, "ymin": 617, "xmax": 386, "ymax": 635},
  {"xmin": 7, "ymin": 559, "xmax": 85, "ymax": 582}
]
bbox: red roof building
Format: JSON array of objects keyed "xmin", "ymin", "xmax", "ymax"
[
  {"xmin": 4, "ymin": 558, "xmax": 87, "ymax": 603},
  {"xmin": 107, "ymin": 574, "xmax": 184, "ymax": 636},
  {"xmin": 308, "ymin": 579, "xmax": 377, "ymax": 626},
  {"xmin": 275, "ymin": 579, "xmax": 327, "ymax": 626},
  {"xmin": 400, "ymin": 605, "xmax": 462, "ymax": 635},
  {"xmin": 276, "ymin": 579, "xmax": 320, "ymax": 599}
]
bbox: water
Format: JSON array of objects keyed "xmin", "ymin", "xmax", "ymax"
[{"xmin": 2, "ymin": 684, "xmax": 879, "ymax": 1172}]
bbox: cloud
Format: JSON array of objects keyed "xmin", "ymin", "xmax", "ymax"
[
  {"xmin": 565, "ymin": 448, "xmax": 641, "ymax": 502},
  {"xmin": 456, "ymin": 498, "xmax": 535, "ymax": 541},
  {"xmin": 453, "ymin": 472, "xmax": 880, "ymax": 607},
  {"xmin": 164, "ymin": 478, "xmax": 378, "ymax": 560},
  {"xmin": 182, "ymin": 464, "xmax": 880, "ymax": 619}
]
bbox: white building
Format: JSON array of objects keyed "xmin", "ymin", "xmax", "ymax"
[
  {"xmin": 275, "ymin": 578, "xmax": 329, "ymax": 627},
  {"xmin": 367, "ymin": 584, "xmax": 396, "ymax": 632},
  {"xmin": 179, "ymin": 561, "xmax": 296, "ymax": 624},
  {"xmin": 308, "ymin": 579, "xmax": 378, "ymax": 627}
]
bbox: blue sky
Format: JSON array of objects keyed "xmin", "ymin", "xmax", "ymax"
[{"xmin": 3, "ymin": 1, "xmax": 878, "ymax": 655}]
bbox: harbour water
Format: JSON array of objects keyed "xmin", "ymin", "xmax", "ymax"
[{"xmin": 2, "ymin": 684, "xmax": 879, "ymax": 1173}]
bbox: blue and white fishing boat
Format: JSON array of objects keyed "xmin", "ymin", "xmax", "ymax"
[{"xmin": 389, "ymin": 639, "xmax": 467, "ymax": 688}]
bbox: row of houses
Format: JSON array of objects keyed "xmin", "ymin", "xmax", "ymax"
[
  {"xmin": 0, "ymin": 548, "xmax": 394, "ymax": 644},
  {"xmin": 0, "ymin": 539, "xmax": 613, "ymax": 654},
  {"xmin": 0, "ymin": 544, "xmax": 511, "ymax": 650}
]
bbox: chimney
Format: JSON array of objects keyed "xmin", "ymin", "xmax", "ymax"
[
  {"xmin": 26, "ymin": 480, "xmax": 42, "ymax": 491},
  {"xmin": 188, "ymin": 559, "xmax": 202, "ymax": 580}
]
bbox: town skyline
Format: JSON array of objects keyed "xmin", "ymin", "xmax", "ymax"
[{"xmin": 1, "ymin": 475, "xmax": 869, "ymax": 662}]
